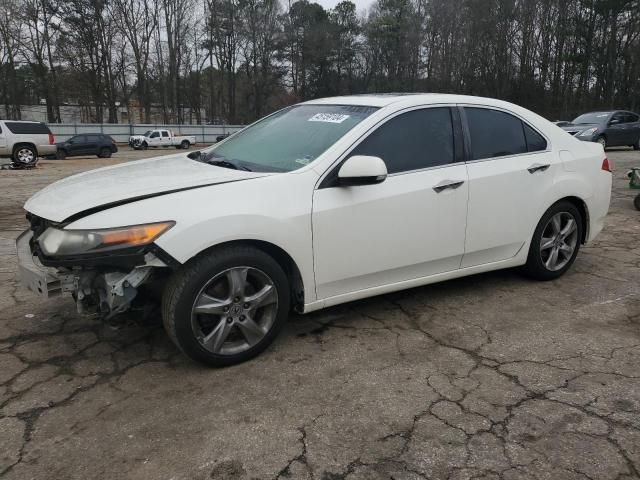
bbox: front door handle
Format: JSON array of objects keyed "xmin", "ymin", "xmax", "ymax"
[
  {"xmin": 527, "ymin": 163, "xmax": 551, "ymax": 174},
  {"xmin": 433, "ymin": 180, "xmax": 465, "ymax": 193}
]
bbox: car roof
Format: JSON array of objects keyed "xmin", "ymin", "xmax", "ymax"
[
  {"xmin": 0, "ymin": 119, "xmax": 44, "ymax": 123},
  {"xmin": 302, "ymin": 93, "xmax": 527, "ymax": 110}
]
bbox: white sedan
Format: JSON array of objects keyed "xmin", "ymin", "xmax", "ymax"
[{"xmin": 17, "ymin": 94, "xmax": 612, "ymax": 366}]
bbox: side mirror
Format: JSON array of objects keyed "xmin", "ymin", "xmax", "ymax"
[{"xmin": 337, "ymin": 155, "xmax": 388, "ymax": 186}]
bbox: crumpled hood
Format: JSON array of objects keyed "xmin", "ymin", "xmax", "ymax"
[{"xmin": 25, "ymin": 153, "xmax": 267, "ymax": 223}]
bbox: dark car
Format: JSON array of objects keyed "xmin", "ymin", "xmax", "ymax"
[
  {"xmin": 560, "ymin": 110, "xmax": 640, "ymax": 149},
  {"xmin": 54, "ymin": 133, "xmax": 118, "ymax": 159}
]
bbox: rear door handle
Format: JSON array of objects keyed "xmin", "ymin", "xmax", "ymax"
[
  {"xmin": 433, "ymin": 180, "xmax": 465, "ymax": 193},
  {"xmin": 527, "ymin": 163, "xmax": 551, "ymax": 174}
]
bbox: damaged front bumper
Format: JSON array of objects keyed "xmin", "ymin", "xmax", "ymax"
[{"xmin": 16, "ymin": 229, "xmax": 167, "ymax": 319}]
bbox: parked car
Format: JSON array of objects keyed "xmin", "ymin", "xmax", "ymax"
[
  {"xmin": 560, "ymin": 110, "xmax": 640, "ymax": 149},
  {"xmin": 53, "ymin": 134, "xmax": 118, "ymax": 159},
  {"xmin": 17, "ymin": 94, "xmax": 612, "ymax": 366},
  {"xmin": 129, "ymin": 129, "xmax": 196, "ymax": 150},
  {"xmin": 0, "ymin": 120, "xmax": 56, "ymax": 168}
]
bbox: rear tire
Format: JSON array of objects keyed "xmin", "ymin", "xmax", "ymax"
[
  {"xmin": 634, "ymin": 195, "xmax": 640, "ymax": 211},
  {"xmin": 522, "ymin": 201, "xmax": 583, "ymax": 281},
  {"xmin": 98, "ymin": 147, "xmax": 112, "ymax": 158},
  {"xmin": 181, "ymin": 140, "xmax": 190, "ymax": 149},
  {"xmin": 633, "ymin": 138, "xmax": 640, "ymax": 151},
  {"xmin": 12, "ymin": 145, "xmax": 37, "ymax": 166},
  {"xmin": 162, "ymin": 245, "xmax": 290, "ymax": 367},
  {"xmin": 596, "ymin": 136, "xmax": 607, "ymax": 150}
]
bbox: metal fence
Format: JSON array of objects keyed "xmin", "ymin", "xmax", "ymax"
[{"xmin": 48, "ymin": 123, "xmax": 245, "ymax": 144}]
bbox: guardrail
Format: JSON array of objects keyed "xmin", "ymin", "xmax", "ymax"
[{"xmin": 48, "ymin": 123, "xmax": 245, "ymax": 144}]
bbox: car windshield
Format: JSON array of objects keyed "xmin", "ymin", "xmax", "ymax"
[
  {"xmin": 572, "ymin": 112, "xmax": 611, "ymax": 124},
  {"xmin": 199, "ymin": 104, "xmax": 378, "ymax": 172},
  {"xmin": 143, "ymin": 130, "xmax": 153, "ymax": 137}
]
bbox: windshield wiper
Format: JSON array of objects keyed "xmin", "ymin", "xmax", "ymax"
[{"xmin": 204, "ymin": 158, "xmax": 252, "ymax": 171}]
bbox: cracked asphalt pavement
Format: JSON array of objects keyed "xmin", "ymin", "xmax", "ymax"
[{"xmin": 1, "ymin": 149, "xmax": 640, "ymax": 480}]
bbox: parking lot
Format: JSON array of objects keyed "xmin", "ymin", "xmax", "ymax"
[{"xmin": 1, "ymin": 147, "xmax": 639, "ymax": 480}]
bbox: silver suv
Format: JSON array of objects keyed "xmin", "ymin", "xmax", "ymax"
[{"xmin": 0, "ymin": 120, "xmax": 56, "ymax": 167}]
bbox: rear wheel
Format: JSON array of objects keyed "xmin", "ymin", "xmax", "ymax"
[
  {"xmin": 98, "ymin": 147, "xmax": 112, "ymax": 158},
  {"xmin": 181, "ymin": 140, "xmax": 190, "ymax": 149},
  {"xmin": 162, "ymin": 245, "xmax": 290, "ymax": 366},
  {"xmin": 596, "ymin": 136, "xmax": 607, "ymax": 149},
  {"xmin": 522, "ymin": 201, "xmax": 583, "ymax": 280},
  {"xmin": 13, "ymin": 145, "xmax": 37, "ymax": 166},
  {"xmin": 633, "ymin": 138, "xmax": 640, "ymax": 151}
]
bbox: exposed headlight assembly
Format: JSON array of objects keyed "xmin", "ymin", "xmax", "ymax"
[
  {"xmin": 578, "ymin": 127, "xmax": 598, "ymax": 137},
  {"xmin": 38, "ymin": 222, "xmax": 175, "ymax": 257}
]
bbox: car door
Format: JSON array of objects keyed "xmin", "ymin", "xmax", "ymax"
[
  {"xmin": 0, "ymin": 125, "xmax": 7, "ymax": 156},
  {"xmin": 68, "ymin": 136, "xmax": 87, "ymax": 156},
  {"xmin": 312, "ymin": 106, "xmax": 469, "ymax": 300},
  {"xmin": 84, "ymin": 134, "xmax": 99, "ymax": 155},
  {"xmin": 161, "ymin": 130, "xmax": 171, "ymax": 146},
  {"xmin": 461, "ymin": 106, "xmax": 558, "ymax": 268},
  {"xmin": 624, "ymin": 113, "xmax": 640, "ymax": 145},
  {"xmin": 606, "ymin": 113, "xmax": 627, "ymax": 146},
  {"xmin": 148, "ymin": 131, "xmax": 161, "ymax": 146}
]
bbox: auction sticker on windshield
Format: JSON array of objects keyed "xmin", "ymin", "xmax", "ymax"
[{"xmin": 308, "ymin": 113, "xmax": 350, "ymax": 123}]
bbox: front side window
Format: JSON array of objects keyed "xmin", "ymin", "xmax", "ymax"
[
  {"xmin": 201, "ymin": 105, "xmax": 378, "ymax": 172},
  {"xmin": 465, "ymin": 108, "xmax": 528, "ymax": 160},
  {"xmin": 349, "ymin": 108, "xmax": 455, "ymax": 174},
  {"xmin": 150, "ymin": 131, "xmax": 160, "ymax": 138}
]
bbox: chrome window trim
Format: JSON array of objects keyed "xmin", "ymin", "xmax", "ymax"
[
  {"xmin": 458, "ymin": 103, "xmax": 552, "ymax": 163},
  {"xmin": 315, "ymin": 103, "xmax": 459, "ymax": 189}
]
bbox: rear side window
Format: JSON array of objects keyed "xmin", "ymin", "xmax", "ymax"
[
  {"xmin": 161, "ymin": 131, "xmax": 170, "ymax": 138},
  {"xmin": 625, "ymin": 113, "xmax": 639, "ymax": 123},
  {"xmin": 5, "ymin": 122, "xmax": 50, "ymax": 135},
  {"xmin": 523, "ymin": 123, "xmax": 547, "ymax": 152},
  {"xmin": 349, "ymin": 108, "xmax": 455, "ymax": 174},
  {"xmin": 465, "ymin": 108, "xmax": 527, "ymax": 160}
]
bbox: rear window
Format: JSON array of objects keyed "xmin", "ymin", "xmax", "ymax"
[{"xmin": 4, "ymin": 122, "xmax": 51, "ymax": 135}]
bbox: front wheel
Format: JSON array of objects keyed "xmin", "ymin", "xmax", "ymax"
[
  {"xmin": 522, "ymin": 201, "xmax": 583, "ymax": 281},
  {"xmin": 162, "ymin": 245, "xmax": 290, "ymax": 366},
  {"xmin": 633, "ymin": 138, "xmax": 640, "ymax": 151},
  {"xmin": 56, "ymin": 149, "xmax": 67, "ymax": 160}
]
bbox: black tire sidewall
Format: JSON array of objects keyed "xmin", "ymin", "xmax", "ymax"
[
  {"xmin": 99, "ymin": 148, "xmax": 111, "ymax": 158},
  {"xmin": 13, "ymin": 146, "xmax": 36, "ymax": 164},
  {"xmin": 166, "ymin": 248, "xmax": 290, "ymax": 366},
  {"xmin": 525, "ymin": 201, "xmax": 583, "ymax": 280}
]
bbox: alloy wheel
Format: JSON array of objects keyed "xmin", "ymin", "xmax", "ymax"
[
  {"xmin": 540, "ymin": 212, "xmax": 578, "ymax": 271},
  {"xmin": 190, "ymin": 266, "xmax": 278, "ymax": 355},
  {"xmin": 17, "ymin": 148, "xmax": 35, "ymax": 164}
]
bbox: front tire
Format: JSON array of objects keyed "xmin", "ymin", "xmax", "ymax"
[
  {"xmin": 55, "ymin": 149, "xmax": 67, "ymax": 160},
  {"xmin": 162, "ymin": 245, "xmax": 290, "ymax": 367},
  {"xmin": 633, "ymin": 138, "xmax": 640, "ymax": 151},
  {"xmin": 522, "ymin": 201, "xmax": 583, "ymax": 281}
]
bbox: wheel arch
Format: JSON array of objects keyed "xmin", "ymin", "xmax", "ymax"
[
  {"xmin": 548, "ymin": 196, "xmax": 589, "ymax": 244},
  {"xmin": 12, "ymin": 142, "xmax": 38, "ymax": 156},
  {"xmin": 190, "ymin": 239, "xmax": 305, "ymax": 312}
]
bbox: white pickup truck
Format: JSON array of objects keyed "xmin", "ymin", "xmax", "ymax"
[{"xmin": 129, "ymin": 129, "xmax": 196, "ymax": 150}]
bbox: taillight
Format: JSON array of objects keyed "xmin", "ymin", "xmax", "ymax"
[
  {"xmin": 48, "ymin": 132, "xmax": 54, "ymax": 145},
  {"xmin": 602, "ymin": 157, "xmax": 611, "ymax": 172}
]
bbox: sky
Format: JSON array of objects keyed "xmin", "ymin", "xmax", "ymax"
[{"xmin": 314, "ymin": 0, "xmax": 373, "ymax": 12}]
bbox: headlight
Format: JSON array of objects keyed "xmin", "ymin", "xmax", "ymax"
[
  {"xmin": 38, "ymin": 221, "xmax": 175, "ymax": 256},
  {"xmin": 578, "ymin": 127, "xmax": 598, "ymax": 137}
]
